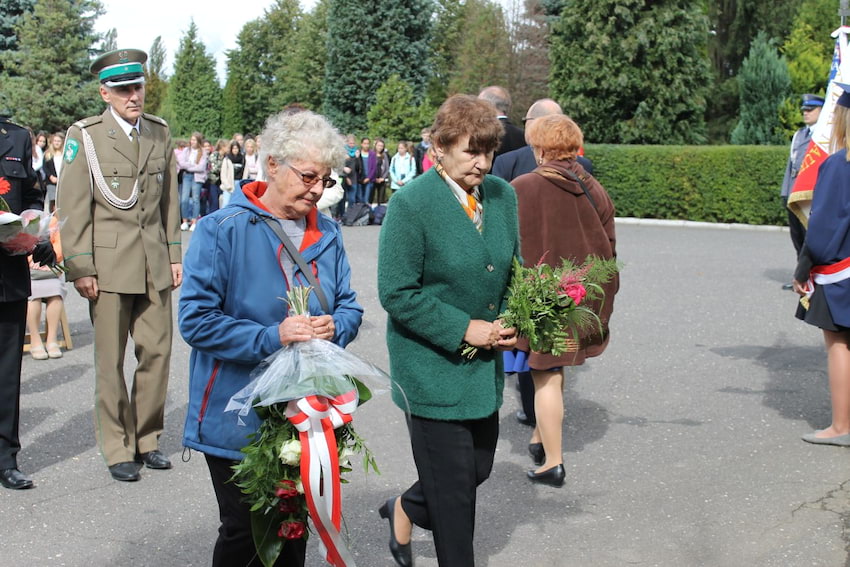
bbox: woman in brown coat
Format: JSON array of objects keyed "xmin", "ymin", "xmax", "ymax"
[{"xmin": 510, "ymin": 114, "xmax": 618, "ymax": 487}]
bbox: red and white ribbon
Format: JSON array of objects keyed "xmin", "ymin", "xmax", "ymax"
[
  {"xmin": 804, "ymin": 256, "xmax": 850, "ymax": 300},
  {"xmin": 286, "ymin": 390, "xmax": 359, "ymax": 567}
]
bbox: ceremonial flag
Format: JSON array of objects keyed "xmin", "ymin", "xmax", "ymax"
[{"xmin": 788, "ymin": 27, "xmax": 850, "ymax": 226}]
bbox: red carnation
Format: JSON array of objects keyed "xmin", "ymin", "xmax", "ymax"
[
  {"xmin": 561, "ymin": 282, "xmax": 586, "ymax": 305},
  {"xmin": 278, "ymin": 520, "xmax": 306, "ymax": 539},
  {"xmin": 275, "ymin": 479, "xmax": 299, "ymax": 499},
  {"xmin": 0, "ymin": 177, "xmax": 10, "ymax": 195}
]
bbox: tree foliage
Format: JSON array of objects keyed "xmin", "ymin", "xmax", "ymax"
[
  {"xmin": 0, "ymin": 0, "xmax": 104, "ymax": 132},
  {"xmin": 324, "ymin": 0, "xmax": 433, "ymax": 133},
  {"xmin": 730, "ymin": 32, "xmax": 791, "ymax": 145},
  {"xmin": 447, "ymin": 0, "xmax": 512, "ymax": 96},
  {"xmin": 0, "ymin": 0, "xmax": 35, "ymax": 72},
  {"xmin": 505, "ymin": 0, "xmax": 551, "ymax": 122},
  {"xmin": 144, "ymin": 36, "xmax": 168, "ymax": 117},
  {"xmin": 367, "ymin": 74, "xmax": 429, "ymax": 142},
  {"xmin": 167, "ymin": 21, "xmax": 221, "ymax": 138},
  {"xmin": 426, "ymin": 0, "xmax": 465, "ymax": 103},
  {"xmin": 550, "ymin": 0, "xmax": 711, "ymax": 144},
  {"xmin": 279, "ymin": 0, "xmax": 330, "ymax": 112}
]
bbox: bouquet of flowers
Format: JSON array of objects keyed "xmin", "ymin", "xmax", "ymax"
[
  {"xmin": 462, "ymin": 254, "xmax": 620, "ymax": 358},
  {"xmin": 0, "ymin": 195, "xmax": 66, "ymax": 276},
  {"xmin": 226, "ymin": 286, "xmax": 389, "ymax": 567}
]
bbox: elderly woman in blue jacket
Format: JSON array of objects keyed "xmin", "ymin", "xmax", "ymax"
[{"xmin": 179, "ymin": 110, "xmax": 363, "ymax": 567}]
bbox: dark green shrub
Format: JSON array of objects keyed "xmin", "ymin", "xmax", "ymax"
[{"xmin": 586, "ymin": 144, "xmax": 788, "ymax": 225}]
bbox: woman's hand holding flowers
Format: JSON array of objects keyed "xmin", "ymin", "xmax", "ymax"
[
  {"xmin": 310, "ymin": 314, "xmax": 335, "ymax": 341},
  {"xmin": 278, "ymin": 315, "xmax": 315, "ymax": 345},
  {"xmin": 493, "ymin": 319, "xmax": 517, "ymax": 351}
]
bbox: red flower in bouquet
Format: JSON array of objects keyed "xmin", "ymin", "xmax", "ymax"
[
  {"xmin": 275, "ymin": 479, "xmax": 299, "ymax": 499},
  {"xmin": 560, "ymin": 282, "xmax": 587, "ymax": 305},
  {"xmin": 278, "ymin": 520, "xmax": 307, "ymax": 540},
  {"xmin": 0, "ymin": 177, "xmax": 10, "ymax": 195},
  {"xmin": 278, "ymin": 497, "xmax": 301, "ymax": 514}
]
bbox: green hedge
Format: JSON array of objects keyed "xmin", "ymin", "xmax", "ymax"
[{"xmin": 585, "ymin": 144, "xmax": 788, "ymax": 225}]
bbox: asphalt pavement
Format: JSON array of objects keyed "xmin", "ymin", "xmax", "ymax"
[{"xmin": 3, "ymin": 221, "xmax": 849, "ymax": 567}]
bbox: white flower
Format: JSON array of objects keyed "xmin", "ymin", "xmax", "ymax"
[
  {"xmin": 338, "ymin": 446, "xmax": 356, "ymax": 468},
  {"xmin": 295, "ymin": 479, "xmax": 304, "ymax": 494},
  {"xmin": 279, "ymin": 439, "xmax": 302, "ymax": 466}
]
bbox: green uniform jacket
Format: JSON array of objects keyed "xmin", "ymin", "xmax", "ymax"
[
  {"xmin": 57, "ymin": 109, "xmax": 181, "ymax": 292},
  {"xmin": 378, "ymin": 168, "xmax": 520, "ymax": 421}
]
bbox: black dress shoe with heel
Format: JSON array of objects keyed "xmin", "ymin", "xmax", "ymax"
[
  {"xmin": 378, "ymin": 497, "xmax": 413, "ymax": 567},
  {"xmin": 0, "ymin": 468, "xmax": 34, "ymax": 490},
  {"xmin": 139, "ymin": 450, "xmax": 172, "ymax": 470},
  {"xmin": 108, "ymin": 462, "xmax": 141, "ymax": 482},
  {"xmin": 528, "ymin": 443, "xmax": 545, "ymax": 466},
  {"xmin": 527, "ymin": 464, "xmax": 566, "ymax": 487}
]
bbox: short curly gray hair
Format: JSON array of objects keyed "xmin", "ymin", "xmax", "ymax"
[{"xmin": 258, "ymin": 110, "xmax": 346, "ymax": 176}]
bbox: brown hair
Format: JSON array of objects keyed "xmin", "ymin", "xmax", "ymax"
[
  {"xmin": 190, "ymin": 132, "xmax": 205, "ymax": 164},
  {"xmin": 526, "ymin": 114, "xmax": 584, "ymax": 161},
  {"xmin": 831, "ymin": 105, "xmax": 850, "ymax": 158},
  {"xmin": 430, "ymin": 94, "xmax": 503, "ymax": 154}
]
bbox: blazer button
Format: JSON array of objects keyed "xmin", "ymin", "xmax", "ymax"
[
  {"xmin": 486, "ymin": 264, "xmax": 494, "ymax": 272},
  {"xmin": 488, "ymin": 303, "xmax": 496, "ymax": 311}
]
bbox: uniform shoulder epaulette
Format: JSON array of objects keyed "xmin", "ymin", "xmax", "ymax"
[
  {"xmin": 72, "ymin": 115, "xmax": 103, "ymax": 130},
  {"xmin": 0, "ymin": 116, "xmax": 26, "ymax": 130},
  {"xmin": 143, "ymin": 113, "xmax": 168, "ymax": 127}
]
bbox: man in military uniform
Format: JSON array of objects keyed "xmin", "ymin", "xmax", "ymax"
[
  {"xmin": 0, "ymin": 113, "xmax": 55, "ymax": 489},
  {"xmin": 781, "ymin": 94, "xmax": 824, "ymax": 289},
  {"xmin": 57, "ymin": 49, "xmax": 182, "ymax": 482}
]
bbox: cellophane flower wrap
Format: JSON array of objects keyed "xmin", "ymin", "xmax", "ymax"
[
  {"xmin": 0, "ymin": 195, "xmax": 67, "ymax": 276},
  {"xmin": 495, "ymin": 254, "xmax": 620, "ymax": 357},
  {"xmin": 226, "ymin": 286, "xmax": 388, "ymax": 567}
]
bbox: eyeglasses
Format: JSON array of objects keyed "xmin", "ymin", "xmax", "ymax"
[
  {"xmin": 286, "ymin": 163, "xmax": 336, "ymax": 189},
  {"xmin": 522, "ymin": 117, "xmax": 535, "ymax": 125}
]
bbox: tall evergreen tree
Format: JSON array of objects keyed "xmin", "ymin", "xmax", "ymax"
[
  {"xmin": 144, "ymin": 36, "xmax": 168, "ymax": 117},
  {"xmin": 0, "ymin": 0, "xmax": 103, "ymax": 131},
  {"xmin": 222, "ymin": 1, "xmax": 302, "ymax": 136},
  {"xmin": 506, "ymin": 0, "xmax": 551, "ymax": 121},
  {"xmin": 550, "ymin": 0, "xmax": 711, "ymax": 144},
  {"xmin": 447, "ymin": 0, "xmax": 512, "ymax": 96},
  {"xmin": 730, "ymin": 32, "xmax": 791, "ymax": 145},
  {"xmin": 426, "ymin": 0, "xmax": 464, "ymax": 103},
  {"xmin": 278, "ymin": 0, "xmax": 329, "ymax": 112},
  {"xmin": 220, "ymin": 57, "xmax": 244, "ymax": 138},
  {"xmin": 168, "ymin": 21, "xmax": 221, "ymax": 138},
  {"xmin": 0, "ymin": 0, "xmax": 35, "ymax": 74},
  {"xmin": 324, "ymin": 0, "xmax": 433, "ymax": 133}
]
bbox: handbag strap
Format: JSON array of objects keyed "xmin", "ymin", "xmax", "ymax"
[
  {"xmin": 262, "ymin": 217, "xmax": 331, "ymax": 314},
  {"xmin": 535, "ymin": 166, "xmax": 598, "ymax": 211}
]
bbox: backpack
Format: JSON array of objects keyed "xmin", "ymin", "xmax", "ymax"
[
  {"xmin": 371, "ymin": 204, "xmax": 387, "ymax": 225},
  {"xmin": 342, "ymin": 203, "xmax": 372, "ymax": 226}
]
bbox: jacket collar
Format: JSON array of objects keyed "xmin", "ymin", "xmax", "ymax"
[{"xmin": 238, "ymin": 180, "xmax": 323, "ymax": 251}]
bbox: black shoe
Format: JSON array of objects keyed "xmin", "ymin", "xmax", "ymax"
[
  {"xmin": 515, "ymin": 410, "xmax": 536, "ymax": 427},
  {"xmin": 109, "ymin": 461, "xmax": 141, "ymax": 482},
  {"xmin": 378, "ymin": 497, "xmax": 413, "ymax": 567},
  {"xmin": 528, "ymin": 443, "xmax": 545, "ymax": 466},
  {"xmin": 0, "ymin": 468, "xmax": 34, "ymax": 490},
  {"xmin": 782, "ymin": 283, "xmax": 794, "ymax": 291},
  {"xmin": 139, "ymin": 450, "xmax": 172, "ymax": 470},
  {"xmin": 527, "ymin": 464, "xmax": 566, "ymax": 487}
]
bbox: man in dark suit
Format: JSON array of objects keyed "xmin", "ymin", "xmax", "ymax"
[
  {"xmin": 491, "ymin": 98, "xmax": 593, "ymax": 428},
  {"xmin": 781, "ymin": 94, "xmax": 824, "ymax": 289},
  {"xmin": 0, "ymin": 114, "xmax": 55, "ymax": 489},
  {"xmin": 478, "ymin": 86, "xmax": 526, "ymax": 158}
]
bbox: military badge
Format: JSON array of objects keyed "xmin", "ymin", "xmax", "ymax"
[{"xmin": 64, "ymin": 139, "xmax": 80, "ymax": 163}]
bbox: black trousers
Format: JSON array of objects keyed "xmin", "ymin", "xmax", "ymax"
[
  {"xmin": 517, "ymin": 371, "xmax": 537, "ymax": 422},
  {"xmin": 205, "ymin": 454, "xmax": 306, "ymax": 567},
  {"xmin": 0, "ymin": 300, "xmax": 26, "ymax": 470},
  {"xmin": 786, "ymin": 198, "xmax": 807, "ymax": 255},
  {"xmin": 400, "ymin": 412, "xmax": 499, "ymax": 567}
]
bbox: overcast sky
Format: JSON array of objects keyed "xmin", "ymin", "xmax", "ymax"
[{"xmin": 94, "ymin": 1, "xmax": 317, "ymax": 81}]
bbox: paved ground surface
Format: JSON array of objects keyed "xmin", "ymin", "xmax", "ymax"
[{"xmin": 4, "ymin": 222, "xmax": 850, "ymax": 567}]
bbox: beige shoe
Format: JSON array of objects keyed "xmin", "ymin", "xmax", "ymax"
[
  {"xmin": 30, "ymin": 345, "xmax": 48, "ymax": 360},
  {"xmin": 46, "ymin": 343, "xmax": 62, "ymax": 359}
]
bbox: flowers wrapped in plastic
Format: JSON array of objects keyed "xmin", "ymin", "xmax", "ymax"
[
  {"xmin": 0, "ymin": 195, "xmax": 66, "ymax": 276},
  {"xmin": 462, "ymin": 254, "xmax": 620, "ymax": 358},
  {"xmin": 225, "ymin": 286, "xmax": 390, "ymax": 567}
]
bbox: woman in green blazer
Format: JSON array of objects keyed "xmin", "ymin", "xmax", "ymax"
[{"xmin": 377, "ymin": 94, "xmax": 520, "ymax": 567}]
